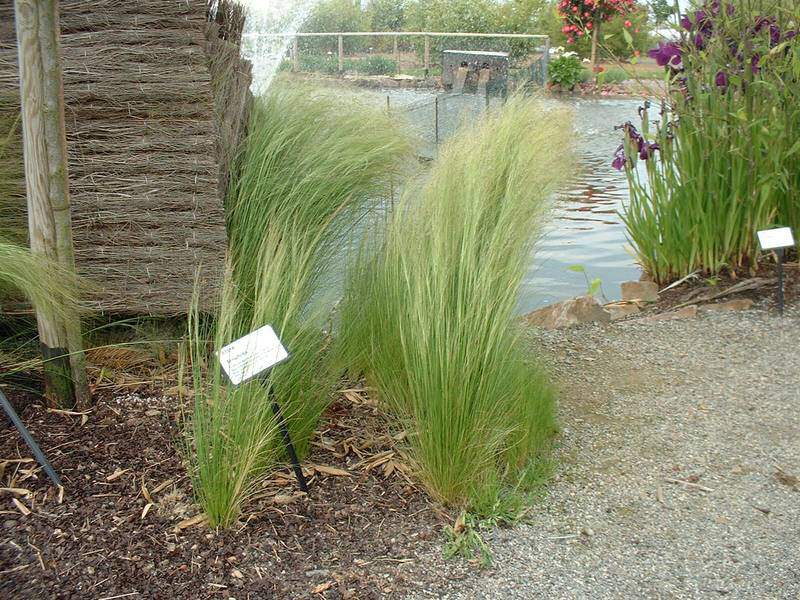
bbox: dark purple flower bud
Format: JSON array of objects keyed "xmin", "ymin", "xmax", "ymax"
[
  {"xmin": 770, "ymin": 24, "xmax": 781, "ymax": 45},
  {"xmin": 715, "ymin": 70, "xmax": 728, "ymax": 87},
  {"xmin": 694, "ymin": 33, "xmax": 706, "ymax": 49},
  {"xmin": 647, "ymin": 42, "xmax": 683, "ymax": 69},
  {"xmin": 754, "ymin": 16, "xmax": 772, "ymax": 33},
  {"xmin": 680, "ymin": 15, "xmax": 693, "ymax": 31},
  {"xmin": 751, "ymin": 54, "xmax": 761, "ymax": 74},
  {"xmin": 611, "ymin": 145, "xmax": 627, "ymax": 171},
  {"xmin": 785, "ymin": 30, "xmax": 797, "ymax": 41}
]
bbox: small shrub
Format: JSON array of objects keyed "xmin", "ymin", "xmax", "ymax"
[
  {"xmin": 351, "ymin": 55, "xmax": 397, "ymax": 76},
  {"xmin": 299, "ymin": 54, "xmax": 340, "ymax": 74},
  {"xmin": 548, "ymin": 54, "xmax": 584, "ymax": 88},
  {"xmin": 596, "ymin": 66, "xmax": 630, "ymax": 84}
]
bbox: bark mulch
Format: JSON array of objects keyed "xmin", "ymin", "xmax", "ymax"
[
  {"xmin": 0, "ymin": 388, "xmax": 449, "ymax": 599},
  {"xmin": 642, "ymin": 254, "xmax": 799, "ymax": 313}
]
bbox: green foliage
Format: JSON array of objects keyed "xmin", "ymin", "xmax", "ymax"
[
  {"xmin": 185, "ymin": 83, "xmax": 414, "ymax": 527},
  {"xmin": 443, "ymin": 512, "xmax": 493, "ymax": 567},
  {"xmin": 300, "ymin": 0, "xmax": 366, "ymax": 54},
  {"xmin": 649, "ymin": 0, "xmax": 675, "ymax": 24},
  {"xmin": 337, "ymin": 97, "xmax": 572, "ymax": 507},
  {"xmin": 621, "ymin": 1, "xmax": 800, "ymax": 282},
  {"xmin": 596, "ymin": 66, "xmax": 630, "ymax": 84},
  {"xmin": 548, "ymin": 53, "xmax": 585, "ymax": 87},
  {"xmin": 351, "ymin": 55, "xmax": 398, "ymax": 75}
]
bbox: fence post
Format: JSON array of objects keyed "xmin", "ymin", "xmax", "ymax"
[
  {"xmin": 292, "ymin": 37, "xmax": 299, "ymax": 72},
  {"xmin": 14, "ymin": 0, "xmax": 88, "ymax": 408},
  {"xmin": 434, "ymin": 95, "xmax": 439, "ymax": 146},
  {"xmin": 542, "ymin": 37, "xmax": 550, "ymax": 86},
  {"xmin": 393, "ymin": 36, "xmax": 399, "ymax": 74},
  {"xmin": 424, "ymin": 35, "xmax": 430, "ymax": 76},
  {"xmin": 338, "ymin": 34, "xmax": 344, "ymax": 73}
]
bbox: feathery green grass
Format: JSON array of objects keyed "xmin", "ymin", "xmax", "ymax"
[
  {"xmin": 337, "ymin": 96, "xmax": 573, "ymax": 508},
  {"xmin": 184, "ymin": 83, "xmax": 414, "ymax": 527},
  {"xmin": 0, "ymin": 237, "xmax": 81, "ymax": 322}
]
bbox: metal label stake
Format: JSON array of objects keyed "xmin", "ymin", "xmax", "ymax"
[
  {"xmin": 0, "ymin": 389, "xmax": 62, "ymax": 488},
  {"xmin": 757, "ymin": 227, "xmax": 795, "ymax": 316},
  {"xmin": 218, "ymin": 324, "xmax": 308, "ymax": 493}
]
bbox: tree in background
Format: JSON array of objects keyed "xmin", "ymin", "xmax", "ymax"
[
  {"xmin": 556, "ymin": 0, "xmax": 636, "ymax": 70},
  {"xmin": 300, "ymin": 0, "xmax": 364, "ymax": 53},
  {"xmin": 649, "ymin": 0, "xmax": 674, "ymax": 25}
]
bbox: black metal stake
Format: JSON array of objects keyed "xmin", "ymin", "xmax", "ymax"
[
  {"xmin": 264, "ymin": 383, "xmax": 308, "ymax": 493},
  {"xmin": 776, "ymin": 248, "xmax": 785, "ymax": 315},
  {"xmin": 0, "ymin": 389, "xmax": 62, "ymax": 488}
]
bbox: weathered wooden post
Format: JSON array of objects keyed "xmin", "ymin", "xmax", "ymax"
[
  {"xmin": 14, "ymin": 0, "xmax": 88, "ymax": 408},
  {"xmin": 424, "ymin": 35, "xmax": 431, "ymax": 76},
  {"xmin": 292, "ymin": 37, "xmax": 299, "ymax": 72},
  {"xmin": 338, "ymin": 34, "xmax": 344, "ymax": 73},
  {"xmin": 542, "ymin": 37, "xmax": 550, "ymax": 86}
]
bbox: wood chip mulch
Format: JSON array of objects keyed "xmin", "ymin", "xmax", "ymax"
[{"xmin": 0, "ymin": 388, "xmax": 448, "ymax": 599}]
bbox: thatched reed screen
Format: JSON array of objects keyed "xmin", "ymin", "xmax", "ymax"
[{"xmin": 0, "ymin": 0, "xmax": 251, "ymax": 314}]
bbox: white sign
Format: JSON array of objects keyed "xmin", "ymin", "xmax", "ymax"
[
  {"xmin": 218, "ymin": 325, "xmax": 289, "ymax": 385},
  {"xmin": 757, "ymin": 227, "xmax": 795, "ymax": 250}
]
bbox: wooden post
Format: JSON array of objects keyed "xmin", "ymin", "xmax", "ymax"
[
  {"xmin": 424, "ymin": 35, "xmax": 431, "ymax": 76},
  {"xmin": 393, "ymin": 36, "xmax": 399, "ymax": 74},
  {"xmin": 292, "ymin": 37, "xmax": 299, "ymax": 72},
  {"xmin": 590, "ymin": 24, "xmax": 599, "ymax": 75},
  {"xmin": 14, "ymin": 0, "xmax": 88, "ymax": 408},
  {"xmin": 542, "ymin": 37, "xmax": 550, "ymax": 85},
  {"xmin": 338, "ymin": 34, "xmax": 344, "ymax": 73}
]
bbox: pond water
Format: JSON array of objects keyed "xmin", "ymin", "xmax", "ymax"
[{"xmin": 348, "ymin": 88, "xmax": 645, "ymax": 313}]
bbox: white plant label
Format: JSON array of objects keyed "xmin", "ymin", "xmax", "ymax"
[
  {"xmin": 757, "ymin": 227, "xmax": 795, "ymax": 250},
  {"xmin": 218, "ymin": 324, "xmax": 288, "ymax": 385}
]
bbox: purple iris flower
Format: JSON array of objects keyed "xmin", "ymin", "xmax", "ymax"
[
  {"xmin": 611, "ymin": 123, "xmax": 660, "ymax": 169},
  {"xmin": 715, "ymin": 70, "xmax": 728, "ymax": 87},
  {"xmin": 785, "ymin": 31, "xmax": 797, "ymax": 41},
  {"xmin": 681, "ymin": 15, "xmax": 693, "ymax": 31},
  {"xmin": 639, "ymin": 142, "xmax": 660, "ymax": 160},
  {"xmin": 648, "ymin": 42, "xmax": 683, "ymax": 69}
]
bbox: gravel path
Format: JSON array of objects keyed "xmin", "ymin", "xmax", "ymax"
[{"xmin": 408, "ymin": 306, "xmax": 800, "ymax": 599}]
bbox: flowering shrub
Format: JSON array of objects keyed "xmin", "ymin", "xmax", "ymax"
[
  {"xmin": 548, "ymin": 52, "xmax": 585, "ymax": 88},
  {"xmin": 557, "ymin": 0, "xmax": 636, "ymax": 44},
  {"xmin": 616, "ymin": 0, "xmax": 800, "ymax": 283}
]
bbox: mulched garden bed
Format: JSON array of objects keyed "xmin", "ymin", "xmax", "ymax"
[
  {"xmin": 643, "ymin": 254, "xmax": 799, "ymax": 314},
  {"xmin": 0, "ymin": 388, "xmax": 451, "ymax": 599}
]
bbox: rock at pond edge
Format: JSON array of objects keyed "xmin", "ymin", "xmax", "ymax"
[{"xmin": 524, "ymin": 295, "xmax": 611, "ymax": 330}]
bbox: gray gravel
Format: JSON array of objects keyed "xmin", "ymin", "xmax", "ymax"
[{"xmin": 405, "ymin": 306, "xmax": 800, "ymax": 599}]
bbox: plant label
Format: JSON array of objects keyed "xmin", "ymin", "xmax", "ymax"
[
  {"xmin": 218, "ymin": 325, "xmax": 288, "ymax": 385},
  {"xmin": 757, "ymin": 227, "xmax": 795, "ymax": 250}
]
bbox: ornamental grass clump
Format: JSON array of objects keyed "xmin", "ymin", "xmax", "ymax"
[
  {"xmin": 184, "ymin": 84, "xmax": 414, "ymax": 527},
  {"xmin": 617, "ymin": 0, "xmax": 799, "ymax": 283},
  {"xmin": 338, "ymin": 96, "xmax": 572, "ymax": 507}
]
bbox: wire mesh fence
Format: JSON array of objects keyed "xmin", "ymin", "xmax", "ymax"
[
  {"xmin": 260, "ymin": 32, "xmax": 550, "ymax": 88},
  {"xmin": 388, "ymin": 91, "xmax": 501, "ymax": 159}
]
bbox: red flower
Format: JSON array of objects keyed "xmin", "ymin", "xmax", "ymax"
[{"xmin": 625, "ymin": 20, "xmax": 632, "ymax": 28}]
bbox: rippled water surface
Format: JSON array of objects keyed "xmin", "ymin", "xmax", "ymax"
[{"xmin": 349, "ymin": 89, "xmax": 644, "ymax": 312}]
